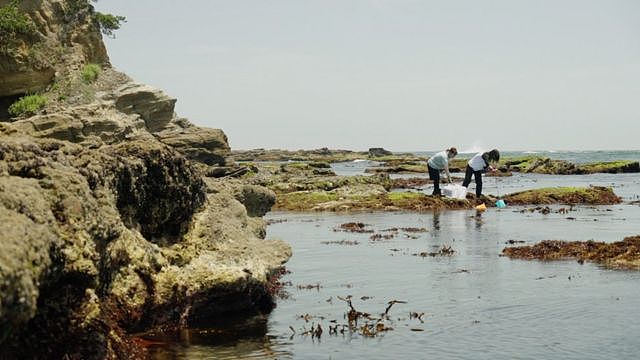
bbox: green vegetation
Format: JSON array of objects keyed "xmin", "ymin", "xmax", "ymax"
[
  {"xmin": 275, "ymin": 191, "xmax": 340, "ymax": 211},
  {"xmin": 0, "ymin": 0, "xmax": 37, "ymax": 54},
  {"xmin": 503, "ymin": 186, "xmax": 621, "ymax": 205},
  {"xmin": 274, "ymin": 189, "xmax": 470, "ymax": 212},
  {"xmin": 94, "ymin": 12, "xmax": 126, "ymax": 38},
  {"xmin": 81, "ymin": 63, "xmax": 101, "ymax": 83},
  {"xmin": 8, "ymin": 94, "xmax": 47, "ymax": 117},
  {"xmin": 578, "ymin": 161, "xmax": 640, "ymax": 174}
]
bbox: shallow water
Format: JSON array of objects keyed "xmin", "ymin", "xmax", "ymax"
[{"xmin": 151, "ymin": 169, "xmax": 640, "ymax": 359}]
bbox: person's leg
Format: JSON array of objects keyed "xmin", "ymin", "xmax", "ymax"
[
  {"xmin": 474, "ymin": 171, "xmax": 483, "ymax": 197},
  {"xmin": 462, "ymin": 165, "xmax": 473, "ymax": 187},
  {"xmin": 428, "ymin": 165, "xmax": 441, "ymax": 195}
]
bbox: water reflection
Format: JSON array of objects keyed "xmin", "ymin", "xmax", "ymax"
[
  {"xmin": 473, "ymin": 211, "xmax": 483, "ymax": 230},
  {"xmin": 432, "ymin": 211, "xmax": 441, "ymax": 232},
  {"xmin": 146, "ymin": 315, "xmax": 292, "ymax": 360}
]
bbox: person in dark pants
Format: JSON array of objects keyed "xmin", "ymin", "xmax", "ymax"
[
  {"xmin": 462, "ymin": 149, "xmax": 500, "ymax": 197},
  {"xmin": 427, "ymin": 147, "xmax": 458, "ymax": 196}
]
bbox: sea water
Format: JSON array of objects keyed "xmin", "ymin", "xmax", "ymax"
[{"xmin": 150, "ymin": 154, "xmax": 640, "ymax": 359}]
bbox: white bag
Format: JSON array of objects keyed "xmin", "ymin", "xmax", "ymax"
[{"xmin": 442, "ymin": 184, "xmax": 467, "ymax": 199}]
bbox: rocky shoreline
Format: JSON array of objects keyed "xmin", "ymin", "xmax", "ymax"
[
  {"xmin": 1, "ymin": 1, "xmax": 289, "ymax": 358},
  {"xmin": 0, "ymin": 1, "xmax": 636, "ymax": 358}
]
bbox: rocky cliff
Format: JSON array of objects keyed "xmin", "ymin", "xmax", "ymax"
[{"xmin": 0, "ymin": 1, "xmax": 290, "ymax": 358}]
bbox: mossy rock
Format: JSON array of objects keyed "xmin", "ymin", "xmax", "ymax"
[
  {"xmin": 577, "ymin": 161, "xmax": 640, "ymax": 174},
  {"xmin": 365, "ymin": 164, "xmax": 427, "ymax": 174},
  {"xmin": 274, "ymin": 189, "xmax": 471, "ymax": 212},
  {"xmin": 503, "ymin": 186, "xmax": 621, "ymax": 205}
]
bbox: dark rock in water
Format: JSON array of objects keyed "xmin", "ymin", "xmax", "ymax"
[{"xmin": 368, "ymin": 147, "xmax": 393, "ymax": 157}]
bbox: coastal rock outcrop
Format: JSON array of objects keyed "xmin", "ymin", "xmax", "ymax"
[
  {"xmin": 0, "ymin": 0, "xmax": 289, "ymax": 358},
  {"xmin": 156, "ymin": 124, "xmax": 230, "ymax": 166},
  {"xmin": 112, "ymin": 82, "xmax": 176, "ymax": 132},
  {"xmin": 0, "ymin": 125, "xmax": 290, "ymax": 358},
  {"xmin": 0, "ymin": 0, "xmax": 108, "ymax": 98}
]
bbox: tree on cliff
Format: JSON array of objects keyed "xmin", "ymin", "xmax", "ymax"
[{"xmin": 65, "ymin": 0, "xmax": 126, "ymax": 38}]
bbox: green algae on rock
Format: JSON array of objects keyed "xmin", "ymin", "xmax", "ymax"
[
  {"xmin": 577, "ymin": 160, "xmax": 640, "ymax": 174},
  {"xmin": 503, "ymin": 186, "xmax": 621, "ymax": 205},
  {"xmin": 273, "ymin": 185, "xmax": 622, "ymax": 212},
  {"xmin": 502, "ymin": 236, "xmax": 640, "ymax": 270},
  {"xmin": 274, "ymin": 189, "xmax": 471, "ymax": 212},
  {"xmin": 498, "ymin": 156, "xmax": 640, "ymax": 175}
]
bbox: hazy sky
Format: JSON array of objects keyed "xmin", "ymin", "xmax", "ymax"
[{"xmin": 96, "ymin": 0, "xmax": 640, "ymax": 151}]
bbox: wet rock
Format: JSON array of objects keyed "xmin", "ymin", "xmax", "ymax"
[
  {"xmin": 503, "ymin": 186, "xmax": 621, "ymax": 205},
  {"xmin": 390, "ymin": 177, "xmax": 430, "ymax": 189},
  {"xmin": 233, "ymin": 185, "xmax": 276, "ymax": 217},
  {"xmin": 0, "ymin": 127, "xmax": 290, "ymax": 358},
  {"xmin": 368, "ymin": 147, "xmax": 392, "ymax": 157}
]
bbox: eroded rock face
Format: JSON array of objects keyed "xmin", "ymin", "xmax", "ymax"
[
  {"xmin": 10, "ymin": 103, "xmax": 151, "ymax": 145},
  {"xmin": 0, "ymin": 0, "xmax": 108, "ymax": 97},
  {"xmin": 1, "ymin": 1, "xmax": 287, "ymax": 357},
  {"xmin": 0, "ymin": 127, "xmax": 290, "ymax": 358},
  {"xmin": 156, "ymin": 124, "xmax": 230, "ymax": 166},
  {"xmin": 112, "ymin": 82, "xmax": 177, "ymax": 132}
]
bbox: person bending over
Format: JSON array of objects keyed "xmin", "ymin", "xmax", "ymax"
[
  {"xmin": 462, "ymin": 149, "xmax": 500, "ymax": 197},
  {"xmin": 427, "ymin": 147, "xmax": 458, "ymax": 196}
]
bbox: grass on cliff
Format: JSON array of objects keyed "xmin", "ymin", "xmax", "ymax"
[
  {"xmin": 0, "ymin": 0, "xmax": 37, "ymax": 54},
  {"xmin": 81, "ymin": 63, "xmax": 101, "ymax": 83},
  {"xmin": 8, "ymin": 94, "xmax": 47, "ymax": 117}
]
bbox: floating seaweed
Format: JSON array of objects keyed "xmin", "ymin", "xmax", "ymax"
[
  {"xmin": 400, "ymin": 227, "xmax": 428, "ymax": 233},
  {"xmin": 502, "ymin": 235, "xmax": 640, "ymax": 269},
  {"xmin": 297, "ymin": 283, "xmax": 322, "ymax": 290},
  {"xmin": 414, "ymin": 245, "xmax": 455, "ymax": 257},
  {"xmin": 409, "ymin": 312, "xmax": 425, "ymax": 322},
  {"xmin": 505, "ymin": 239, "xmax": 525, "ymax": 244},
  {"xmin": 320, "ymin": 240, "xmax": 360, "ymax": 245},
  {"xmin": 289, "ymin": 295, "xmax": 424, "ymax": 340},
  {"xmin": 370, "ymin": 233, "xmax": 395, "ymax": 241},
  {"xmin": 266, "ymin": 218, "xmax": 288, "ymax": 225},
  {"xmin": 335, "ymin": 222, "xmax": 374, "ymax": 233},
  {"xmin": 265, "ymin": 267, "xmax": 292, "ymax": 300}
]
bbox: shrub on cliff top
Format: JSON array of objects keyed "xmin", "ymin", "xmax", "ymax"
[
  {"xmin": 81, "ymin": 63, "xmax": 101, "ymax": 83},
  {"xmin": 8, "ymin": 94, "xmax": 47, "ymax": 117},
  {"xmin": 94, "ymin": 12, "xmax": 126, "ymax": 38},
  {"xmin": 0, "ymin": 0, "xmax": 37, "ymax": 53}
]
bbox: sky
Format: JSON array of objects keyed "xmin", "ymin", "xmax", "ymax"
[{"xmin": 95, "ymin": 0, "xmax": 640, "ymax": 152}]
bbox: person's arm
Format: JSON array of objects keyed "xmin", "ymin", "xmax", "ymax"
[
  {"xmin": 444, "ymin": 161, "xmax": 451, "ymax": 183},
  {"xmin": 481, "ymin": 152, "xmax": 497, "ymax": 173}
]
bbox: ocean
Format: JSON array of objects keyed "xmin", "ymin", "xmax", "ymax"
[{"xmin": 150, "ymin": 152, "xmax": 640, "ymax": 359}]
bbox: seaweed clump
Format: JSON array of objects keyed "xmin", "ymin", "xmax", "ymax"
[{"xmin": 502, "ymin": 236, "xmax": 640, "ymax": 269}]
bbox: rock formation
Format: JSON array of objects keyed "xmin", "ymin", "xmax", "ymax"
[{"xmin": 0, "ymin": 0, "xmax": 289, "ymax": 358}]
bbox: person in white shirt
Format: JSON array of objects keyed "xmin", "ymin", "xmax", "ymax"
[
  {"xmin": 462, "ymin": 149, "xmax": 500, "ymax": 197},
  {"xmin": 427, "ymin": 147, "xmax": 458, "ymax": 196}
]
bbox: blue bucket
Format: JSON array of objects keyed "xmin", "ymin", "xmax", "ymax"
[{"xmin": 496, "ymin": 199, "xmax": 506, "ymax": 208}]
